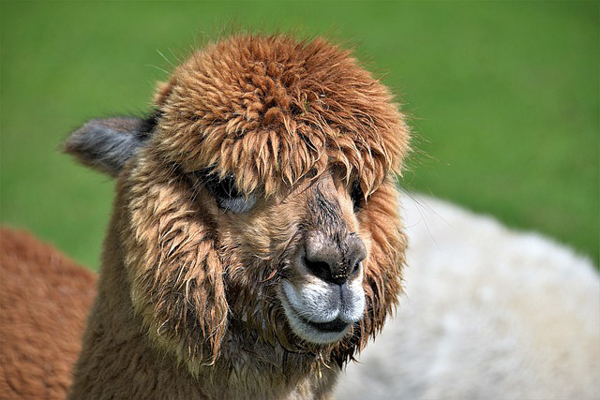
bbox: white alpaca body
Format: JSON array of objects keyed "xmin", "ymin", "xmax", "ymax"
[{"xmin": 338, "ymin": 195, "xmax": 600, "ymax": 400}]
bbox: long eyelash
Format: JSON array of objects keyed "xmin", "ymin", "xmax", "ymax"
[
  {"xmin": 194, "ymin": 169, "xmax": 241, "ymax": 199},
  {"xmin": 192, "ymin": 169, "xmax": 257, "ymax": 213},
  {"xmin": 217, "ymin": 175, "xmax": 241, "ymax": 199}
]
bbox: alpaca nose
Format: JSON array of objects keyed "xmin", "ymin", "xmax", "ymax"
[{"xmin": 304, "ymin": 232, "xmax": 367, "ymax": 284}]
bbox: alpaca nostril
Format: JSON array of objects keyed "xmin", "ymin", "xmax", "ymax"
[
  {"xmin": 346, "ymin": 235, "xmax": 367, "ymax": 277},
  {"xmin": 350, "ymin": 261, "xmax": 362, "ymax": 277},
  {"xmin": 304, "ymin": 254, "xmax": 348, "ymax": 284},
  {"xmin": 304, "ymin": 257, "xmax": 333, "ymax": 282}
]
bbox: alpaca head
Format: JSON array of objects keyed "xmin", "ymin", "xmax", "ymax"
[{"xmin": 64, "ymin": 34, "xmax": 409, "ymax": 368}]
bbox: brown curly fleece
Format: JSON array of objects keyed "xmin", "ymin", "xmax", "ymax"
[{"xmin": 0, "ymin": 229, "xmax": 96, "ymax": 400}]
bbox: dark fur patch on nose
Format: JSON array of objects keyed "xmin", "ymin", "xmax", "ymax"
[
  {"xmin": 311, "ymin": 184, "xmax": 348, "ymax": 240},
  {"xmin": 304, "ymin": 183, "xmax": 367, "ymax": 284}
]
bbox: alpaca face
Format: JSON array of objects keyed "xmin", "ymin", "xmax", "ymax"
[
  {"xmin": 64, "ymin": 34, "xmax": 410, "ymax": 365},
  {"xmin": 276, "ymin": 177, "xmax": 368, "ymax": 344},
  {"xmin": 206, "ymin": 170, "xmax": 370, "ymax": 344}
]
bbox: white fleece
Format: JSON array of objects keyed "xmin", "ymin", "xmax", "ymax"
[{"xmin": 337, "ymin": 195, "xmax": 599, "ymax": 400}]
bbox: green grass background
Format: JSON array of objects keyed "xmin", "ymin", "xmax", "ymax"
[{"xmin": 1, "ymin": 1, "xmax": 598, "ymax": 270}]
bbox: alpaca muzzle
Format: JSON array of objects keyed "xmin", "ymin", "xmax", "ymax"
[{"xmin": 279, "ymin": 229, "xmax": 367, "ymax": 344}]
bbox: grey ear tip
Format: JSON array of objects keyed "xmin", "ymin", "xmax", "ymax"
[
  {"xmin": 63, "ymin": 115, "xmax": 156, "ymax": 177},
  {"xmin": 61, "ymin": 128, "xmax": 84, "ymax": 152},
  {"xmin": 62, "ymin": 126, "xmax": 94, "ymax": 157},
  {"xmin": 61, "ymin": 134, "xmax": 118, "ymax": 178}
]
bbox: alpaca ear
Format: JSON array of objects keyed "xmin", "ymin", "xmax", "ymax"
[{"xmin": 63, "ymin": 113, "xmax": 159, "ymax": 177}]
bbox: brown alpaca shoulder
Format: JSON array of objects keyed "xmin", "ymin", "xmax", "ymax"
[{"xmin": 0, "ymin": 228, "xmax": 96, "ymax": 400}]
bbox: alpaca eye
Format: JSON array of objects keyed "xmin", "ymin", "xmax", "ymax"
[
  {"xmin": 350, "ymin": 181, "xmax": 365, "ymax": 213},
  {"xmin": 206, "ymin": 174, "xmax": 240, "ymax": 199},
  {"xmin": 197, "ymin": 171, "xmax": 256, "ymax": 213}
]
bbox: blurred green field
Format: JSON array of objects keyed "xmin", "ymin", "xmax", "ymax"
[{"xmin": 1, "ymin": 1, "xmax": 598, "ymax": 270}]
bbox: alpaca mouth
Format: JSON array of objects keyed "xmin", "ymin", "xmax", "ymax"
[
  {"xmin": 300, "ymin": 316, "xmax": 350, "ymax": 333},
  {"xmin": 287, "ymin": 307, "xmax": 353, "ymax": 343},
  {"xmin": 279, "ymin": 285, "xmax": 355, "ymax": 343}
]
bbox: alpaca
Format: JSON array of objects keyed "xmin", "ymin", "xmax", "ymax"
[
  {"xmin": 0, "ymin": 229, "xmax": 96, "ymax": 399},
  {"xmin": 338, "ymin": 196, "xmax": 600, "ymax": 400},
  {"xmin": 1, "ymin": 34, "xmax": 409, "ymax": 399}
]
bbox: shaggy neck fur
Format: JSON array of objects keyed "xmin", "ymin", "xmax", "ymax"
[{"xmin": 69, "ymin": 175, "xmax": 338, "ymax": 400}]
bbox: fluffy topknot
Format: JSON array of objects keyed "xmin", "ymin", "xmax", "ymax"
[{"xmin": 153, "ymin": 34, "xmax": 409, "ymax": 197}]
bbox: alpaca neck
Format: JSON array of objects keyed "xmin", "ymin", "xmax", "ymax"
[{"xmin": 69, "ymin": 204, "xmax": 339, "ymax": 399}]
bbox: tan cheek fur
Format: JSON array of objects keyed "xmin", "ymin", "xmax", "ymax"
[{"xmin": 232, "ymin": 196, "xmax": 304, "ymax": 263}]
